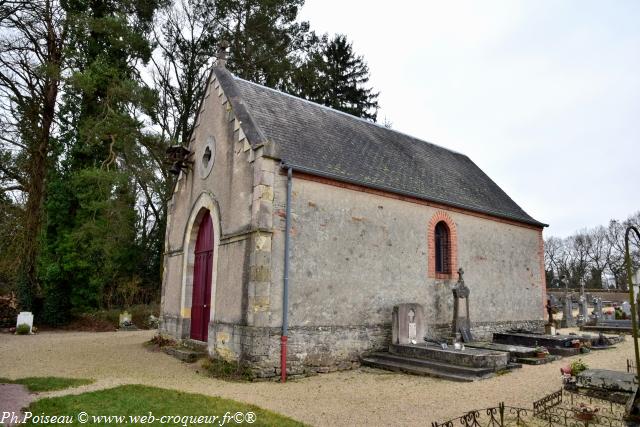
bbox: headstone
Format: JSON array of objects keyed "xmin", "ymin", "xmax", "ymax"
[
  {"xmin": 560, "ymin": 296, "xmax": 576, "ymax": 328},
  {"xmin": 451, "ymin": 268, "xmax": 473, "ymax": 342},
  {"xmin": 119, "ymin": 311, "xmax": 132, "ymax": 327},
  {"xmin": 16, "ymin": 311, "xmax": 33, "ymax": 333},
  {"xmin": 593, "ymin": 297, "xmax": 603, "ymax": 323},
  {"xmin": 622, "ymin": 301, "xmax": 632, "ymax": 317},
  {"xmin": 392, "ymin": 303, "xmax": 425, "ymax": 345},
  {"xmin": 577, "ymin": 296, "xmax": 588, "ymax": 326}
]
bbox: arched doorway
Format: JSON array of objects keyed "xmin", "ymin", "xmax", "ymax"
[{"xmin": 190, "ymin": 211, "xmax": 213, "ymax": 341}]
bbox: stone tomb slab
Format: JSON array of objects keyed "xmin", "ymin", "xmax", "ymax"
[
  {"xmin": 492, "ymin": 332, "xmax": 581, "ymax": 356},
  {"xmin": 465, "ymin": 342, "xmax": 559, "ymax": 365},
  {"xmin": 389, "ymin": 343, "xmax": 508, "ymax": 370},
  {"xmin": 573, "ymin": 369, "xmax": 638, "ymax": 403}
]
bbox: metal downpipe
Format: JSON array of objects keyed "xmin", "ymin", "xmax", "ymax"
[{"xmin": 281, "ymin": 167, "xmax": 293, "ymax": 383}]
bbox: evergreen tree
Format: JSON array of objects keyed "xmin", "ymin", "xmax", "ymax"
[
  {"xmin": 211, "ymin": 0, "xmax": 311, "ymax": 90},
  {"xmin": 40, "ymin": 0, "xmax": 161, "ymax": 322},
  {"xmin": 295, "ymin": 34, "xmax": 379, "ymax": 121}
]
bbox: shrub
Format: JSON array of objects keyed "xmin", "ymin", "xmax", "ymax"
[
  {"xmin": 15, "ymin": 323, "xmax": 31, "ymax": 335},
  {"xmin": 570, "ymin": 358, "xmax": 589, "ymax": 376},
  {"xmin": 202, "ymin": 358, "xmax": 254, "ymax": 382},
  {"xmin": 147, "ymin": 334, "xmax": 176, "ymax": 348}
]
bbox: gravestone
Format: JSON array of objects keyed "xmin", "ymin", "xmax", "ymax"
[
  {"xmin": 451, "ymin": 268, "xmax": 473, "ymax": 342},
  {"xmin": 592, "ymin": 297, "xmax": 603, "ymax": 323},
  {"xmin": 392, "ymin": 303, "xmax": 425, "ymax": 345},
  {"xmin": 560, "ymin": 296, "xmax": 576, "ymax": 328},
  {"xmin": 621, "ymin": 301, "xmax": 631, "ymax": 317},
  {"xmin": 16, "ymin": 311, "xmax": 33, "ymax": 333},
  {"xmin": 577, "ymin": 296, "xmax": 588, "ymax": 326}
]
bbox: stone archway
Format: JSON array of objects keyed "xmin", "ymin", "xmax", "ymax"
[{"xmin": 180, "ymin": 193, "xmax": 221, "ymax": 340}]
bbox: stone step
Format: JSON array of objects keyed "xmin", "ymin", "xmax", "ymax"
[
  {"xmin": 163, "ymin": 346, "xmax": 207, "ymax": 363},
  {"xmin": 365, "ymin": 352, "xmax": 498, "ymax": 379},
  {"xmin": 515, "ymin": 355, "xmax": 560, "ymax": 365},
  {"xmin": 182, "ymin": 339, "xmax": 208, "ymax": 352},
  {"xmin": 362, "ymin": 355, "xmax": 485, "ymax": 382}
]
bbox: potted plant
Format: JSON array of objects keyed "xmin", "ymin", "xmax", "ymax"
[
  {"xmin": 534, "ymin": 346, "xmax": 549, "ymax": 358},
  {"xmin": 574, "ymin": 403, "xmax": 598, "ymax": 421},
  {"xmin": 570, "ymin": 358, "xmax": 589, "ymax": 376}
]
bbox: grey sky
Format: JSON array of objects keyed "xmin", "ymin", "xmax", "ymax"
[{"xmin": 299, "ymin": 0, "xmax": 639, "ymax": 238}]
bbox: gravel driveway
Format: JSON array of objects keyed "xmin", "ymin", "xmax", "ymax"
[{"xmin": 0, "ymin": 329, "xmax": 633, "ymax": 426}]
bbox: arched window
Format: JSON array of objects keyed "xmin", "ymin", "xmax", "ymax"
[{"xmin": 434, "ymin": 221, "xmax": 451, "ymax": 274}]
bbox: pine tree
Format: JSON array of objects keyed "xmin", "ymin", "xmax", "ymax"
[
  {"xmin": 211, "ymin": 0, "xmax": 311, "ymax": 90},
  {"xmin": 295, "ymin": 34, "xmax": 379, "ymax": 121}
]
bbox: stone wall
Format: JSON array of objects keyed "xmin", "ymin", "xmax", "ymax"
[
  {"xmin": 269, "ymin": 176, "xmax": 545, "ymax": 330},
  {"xmin": 207, "ymin": 319, "xmax": 545, "ymax": 379}
]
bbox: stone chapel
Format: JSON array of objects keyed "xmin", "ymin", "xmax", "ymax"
[{"xmin": 160, "ymin": 59, "xmax": 547, "ymax": 379}]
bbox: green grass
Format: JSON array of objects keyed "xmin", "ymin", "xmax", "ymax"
[
  {"xmin": 24, "ymin": 384, "xmax": 305, "ymax": 426},
  {"xmin": 0, "ymin": 377, "xmax": 94, "ymax": 392}
]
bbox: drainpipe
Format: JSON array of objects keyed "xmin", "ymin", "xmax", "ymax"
[{"xmin": 281, "ymin": 166, "xmax": 293, "ymax": 383}]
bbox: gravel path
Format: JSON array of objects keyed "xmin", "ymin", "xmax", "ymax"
[
  {"xmin": 0, "ymin": 383, "xmax": 35, "ymax": 426},
  {"xmin": 0, "ymin": 329, "xmax": 633, "ymax": 426}
]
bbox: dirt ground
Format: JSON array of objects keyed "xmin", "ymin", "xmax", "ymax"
[{"xmin": 0, "ymin": 329, "xmax": 633, "ymax": 426}]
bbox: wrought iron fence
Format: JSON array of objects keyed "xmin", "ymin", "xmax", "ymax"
[
  {"xmin": 431, "ymin": 403, "xmax": 531, "ymax": 427},
  {"xmin": 432, "ymin": 389, "xmax": 626, "ymax": 427},
  {"xmin": 533, "ymin": 389, "xmax": 626, "ymax": 419},
  {"xmin": 627, "ymin": 358, "xmax": 636, "ymax": 374}
]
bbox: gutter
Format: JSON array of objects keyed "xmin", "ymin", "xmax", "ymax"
[{"xmin": 281, "ymin": 166, "xmax": 293, "ymax": 383}]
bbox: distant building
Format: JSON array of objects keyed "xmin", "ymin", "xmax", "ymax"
[{"xmin": 160, "ymin": 60, "xmax": 547, "ymax": 378}]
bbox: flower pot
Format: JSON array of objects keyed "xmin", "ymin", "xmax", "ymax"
[
  {"xmin": 536, "ymin": 352, "xmax": 547, "ymax": 358},
  {"xmin": 575, "ymin": 412, "xmax": 595, "ymax": 421},
  {"xmin": 572, "ymin": 342, "xmax": 581, "ymax": 348}
]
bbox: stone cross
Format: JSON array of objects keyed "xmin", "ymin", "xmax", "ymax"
[{"xmin": 451, "ymin": 268, "xmax": 473, "ymax": 342}]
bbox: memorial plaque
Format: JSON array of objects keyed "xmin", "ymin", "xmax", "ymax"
[{"xmin": 392, "ymin": 304, "xmax": 425, "ymax": 345}]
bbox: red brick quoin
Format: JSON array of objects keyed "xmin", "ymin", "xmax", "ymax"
[{"xmin": 427, "ymin": 211, "xmax": 458, "ymax": 280}]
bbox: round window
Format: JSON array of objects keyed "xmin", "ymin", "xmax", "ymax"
[{"xmin": 199, "ymin": 136, "xmax": 216, "ymax": 179}]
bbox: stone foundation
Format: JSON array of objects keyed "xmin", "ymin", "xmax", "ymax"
[{"xmin": 203, "ymin": 319, "xmax": 544, "ymax": 379}]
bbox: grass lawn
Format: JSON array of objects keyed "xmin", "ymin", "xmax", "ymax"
[
  {"xmin": 25, "ymin": 384, "xmax": 305, "ymax": 426},
  {"xmin": 0, "ymin": 376, "xmax": 94, "ymax": 392}
]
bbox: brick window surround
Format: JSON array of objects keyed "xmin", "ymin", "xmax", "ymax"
[{"xmin": 427, "ymin": 211, "xmax": 458, "ymax": 280}]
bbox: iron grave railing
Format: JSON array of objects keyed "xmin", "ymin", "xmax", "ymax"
[{"xmin": 432, "ymin": 389, "xmax": 626, "ymax": 427}]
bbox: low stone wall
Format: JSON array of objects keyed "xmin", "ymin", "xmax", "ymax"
[
  {"xmin": 428, "ymin": 320, "xmax": 545, "ymax": 342},
  {"xmin": 548, "ymin": 290, "xmax": 630, "ymax": 304},
  {"xmin": 207, "ymin": 319, "xmax": 544, "ymax": 379}
]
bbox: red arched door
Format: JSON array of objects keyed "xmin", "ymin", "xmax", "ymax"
[{"xmin": 190, "ymin": 211, "xmax": 213, "ymax": 341}]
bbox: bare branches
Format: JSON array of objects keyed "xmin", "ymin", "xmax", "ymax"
[{"xmin": 545, "ymin": 212, "xmax": 640, "ymax": 290}]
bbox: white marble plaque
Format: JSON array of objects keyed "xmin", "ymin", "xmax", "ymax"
[{"xmin": 408, "ymin": 323, "xmax": 416, "ymax": 340}]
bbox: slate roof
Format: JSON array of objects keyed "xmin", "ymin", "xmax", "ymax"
[{"xmin": 212, "ymin": 67, "xmax": 546, "ymax": 227}]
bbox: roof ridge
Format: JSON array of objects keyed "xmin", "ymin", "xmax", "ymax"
[{"xmin": 231, "ymin": 74, "xmax": 467, "ymax": 158}]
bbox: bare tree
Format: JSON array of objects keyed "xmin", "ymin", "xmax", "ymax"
[
  {"xmin": 150, "ymin": 0, "xmax": 217, "ymax": 146},
  {"xmin": 0, "ymin": 0, "xmax": 66, "ymax": 308}
]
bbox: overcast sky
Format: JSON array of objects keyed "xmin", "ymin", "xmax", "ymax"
[{"xmin": 299, "ymin": 0, "xmax": 639, "ymax": 238}]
